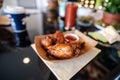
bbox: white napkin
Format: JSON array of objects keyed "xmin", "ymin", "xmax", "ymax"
[{"xmin": 99, "ymin": 26, "xmax": 120, "ymax": 44}]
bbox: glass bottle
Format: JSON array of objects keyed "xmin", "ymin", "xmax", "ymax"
[
  {"xmin": 58, "ymin": 0, "xmax": 67, "ymax": 31},
  {"xmin": 65, "ymin": 0, "xmax": 78, "ymax": 31}
]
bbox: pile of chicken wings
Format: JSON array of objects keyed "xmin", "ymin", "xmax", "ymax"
[{"xmin": 40, "ymin": 30, "xmax": 85, "ymax": 59}]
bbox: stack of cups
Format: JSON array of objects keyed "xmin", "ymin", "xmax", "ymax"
[{"xmin": 4, "ymin": 6, "xmax": 31, "ymax": 47}]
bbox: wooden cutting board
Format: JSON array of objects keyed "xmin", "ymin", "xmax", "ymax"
[
  {"xmin": 31, "ymin": 44, "xmax": 100, "ymax": 80},
  {"xmin": 32, "ymin": 30, "xmax": 101, "ymax": 80},
  {"xmin": 34, "ymin": 30, "xmax": 98, "ymax": 61}
]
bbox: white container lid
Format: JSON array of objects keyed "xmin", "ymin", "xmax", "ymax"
[
  {"xmin": 77, "ymin": 7, "xmax": 91, "ymax": 17},
  {"xmin": 4, "ymin": 5, "xmax": 25, "ymax": 14}
]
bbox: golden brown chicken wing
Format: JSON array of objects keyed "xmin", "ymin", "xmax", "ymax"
[
  {"xmin": 48, "ymin": 43, "xmax": 74, "ymax": 59},
  {"xmin": 40, "ymin": 30, "xmax": 85, "ymax": 59},
  {"xmin": 48, "ymin": 40, "xmax": 85, "ymax": 59},
  {"xmin": 40, "ymin": 36, "xmax": 53, "ymax": 50},
  {"xmin": 53, "ymin": 30, "xmax": 65, "ymax": 44}
]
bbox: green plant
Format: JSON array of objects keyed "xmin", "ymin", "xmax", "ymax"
[{"xmin": 104, "ymin": 0, "xmax": 120, "ymax": 14}]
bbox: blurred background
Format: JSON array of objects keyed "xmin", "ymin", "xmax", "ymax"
[{"xmin": 0, "ymin": 0, "xmax": 120, "ymax": 80}]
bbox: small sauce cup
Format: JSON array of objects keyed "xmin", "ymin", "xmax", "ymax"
[{"xmin": 64, "ymin": 33, "xmax": 79, "ymax": 43}]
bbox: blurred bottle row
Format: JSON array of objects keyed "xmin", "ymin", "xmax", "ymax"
[{"xmin": 42, "ymin": 0, "xmax": 103, "ymax": 33}]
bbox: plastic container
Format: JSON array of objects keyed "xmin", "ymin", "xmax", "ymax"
[{"xmin": 4, "ymin": 6, "xmax": 27, "ymax": 33}]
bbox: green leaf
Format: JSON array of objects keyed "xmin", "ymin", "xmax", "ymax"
[
  {"xmin": 110, "ymin": 0, "xmax": 115, "ymax": 3},
  {"xmin": 104, "ymin": 0, "xmax": 120, "ymax": 14},
  {"xmin": 106, "ymin": 2, "xmax": 112, "ymax": 8},
  {"xmin": 110, "ymin": 6, "xmax": 117, "ymax": 14},
  {"xmin": 114, "ymin": 0, "xmax": 120, "ymax": 5}
]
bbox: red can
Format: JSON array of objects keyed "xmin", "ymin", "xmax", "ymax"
[{"xmin": 65, "ymin": 2, "xmax": 78, "ymax": 30}]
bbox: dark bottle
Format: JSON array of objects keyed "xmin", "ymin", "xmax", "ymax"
[{"xmin": 14, "ymin": 30, "xmax": 31, "ymax": 47}]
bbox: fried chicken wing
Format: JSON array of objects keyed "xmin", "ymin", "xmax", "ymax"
[
  {"xmin": 40, "ymin": 30, "xmax": 85, "ymax": 59},
  {"xmin": 69, "ymin": 40, "xmax": 85, "ymax": 56},
  {"xmin": 48, "ymin": 40, "xmax": 85, "ymax": 59},
  {"xmin": 53, "ymin": 30, "xmax": 65, "ymax": 44},
  {"xmin": 48, "ymin": 44, "xmax": 74, "ymax": 59},
  {"xmin": 40, "ymin": 36, "xmax": 53, "ymax": 50}
]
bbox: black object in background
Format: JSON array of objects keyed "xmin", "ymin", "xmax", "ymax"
[
  {"xmin": 14, "ymin": 30, "xmax": 31, "ymax": 47},
  {"xmin": 0, "ymin": 27, "xmax": 15, "ymax": 51}
]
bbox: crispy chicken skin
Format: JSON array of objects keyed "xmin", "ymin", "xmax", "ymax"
[
  {"xmin": 40, "ymin": 36, "xmax": 53, "ymax": 50},
  {"xmin": 48, "ymin": 44, "xmax": 74, "ymax": 59},
  {"xmin": 40, "ymin": 30, "xmax": 85, "ymax": 59},
  {"xmin": 40, "ymin": 30, "xmax": 65, "ymax": 49},
  {"xmin": 47, "ymin": 40, "xmax": 85, "ymax": 59},
  {"xmin": 53, "ymin": 30, "xmax": 65, "ymax": 44}
]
